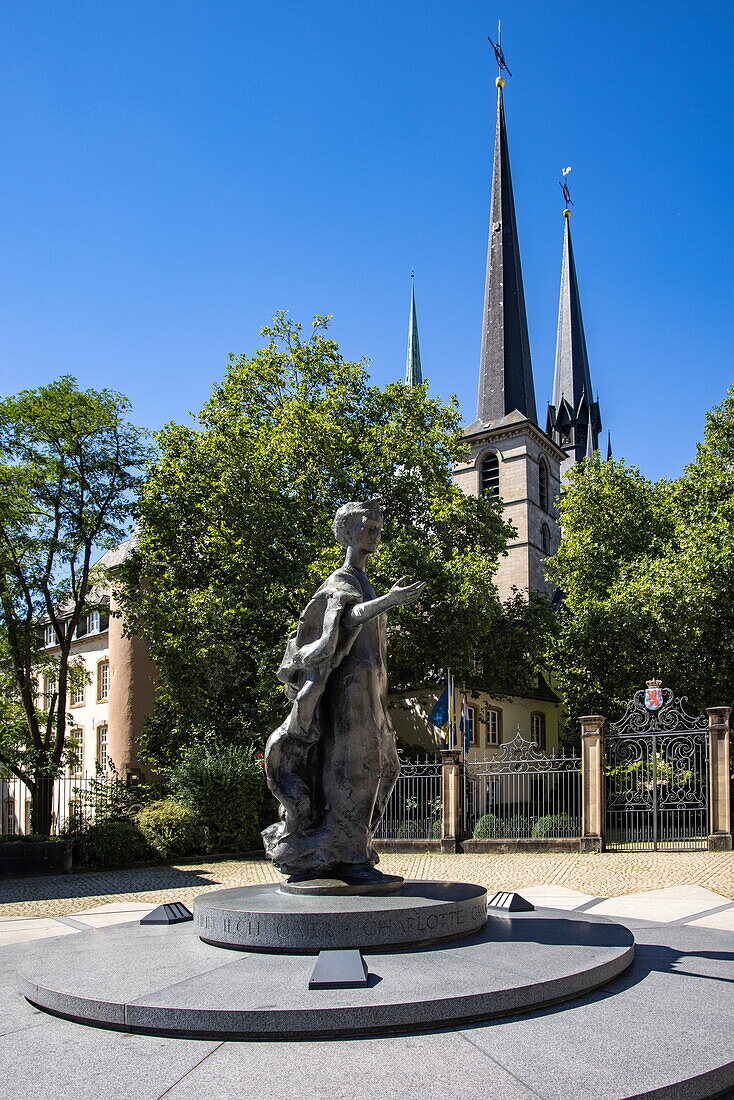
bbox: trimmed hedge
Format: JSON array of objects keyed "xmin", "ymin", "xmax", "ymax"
[
  {"xmin": 531, "ymin": 813, "xmax": 576, "ymax": 838},
  {"xmin": 73, "ymin": 821, "xmax": 153, "ymax": 869},
  {"xmin": 171, "ymin": 745, "xmax": 266, "ymax": 853},
  {"xmin": 473, "ymin": 813, "xmax": 506, "ymax": 839},
  {"xmin": 136, "ymin": 799, "xmax": 207, "ymax": 859}
]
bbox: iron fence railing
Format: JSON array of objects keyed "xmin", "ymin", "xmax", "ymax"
[
  {"xmin": 462, "ymin": 732, "xmax": 581, "ymax": 840},
  {"xmin": 0, "ymin": 772, "xmax": 120, "ymax": 836},
  {"xmin": 373, "ymin": 755, "xmax": 442, "ymax": 841}
]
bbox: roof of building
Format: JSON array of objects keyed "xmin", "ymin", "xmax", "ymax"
[
  {"xmin": 476, "ymin": 83, "xmax": 536, "ymax": 427},
  {"xmin": 405, "ymin": 279, "xmax": 422, "ymax": 386},
  {"xmin": 546, "ymin": 213, "xmax": 602, "ymax": 460}
]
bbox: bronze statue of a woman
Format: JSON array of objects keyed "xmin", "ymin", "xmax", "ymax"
[{"xmin": 262, "ymin": 501, "xmax": 425, "ymax": 884}]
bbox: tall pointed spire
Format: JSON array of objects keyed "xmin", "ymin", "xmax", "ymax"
[
  {"xmin": 606, "ymin": 431, "xmax": 612, "ymax": 461},
  {"xmin": 547, "ymin": 192, "xmax": 601, "ymax": 471},
  {"xmin": 405, "ymin": 274, "xmax": 422, "ymax": 386},
  {"xmin": 476, "ymin": 73, "xmax": 536, "ymax": 426}
]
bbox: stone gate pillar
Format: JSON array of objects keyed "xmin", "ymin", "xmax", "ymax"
[
  {"xmin": 440, "ymin": 748, "xmax": 461, "ymax": 853},
  {"xmin": 706, "ymin": 706, "xmax": 732, "ymax": 851},
  {"xmin": 580, "ymin": 715, "xmax": 606, "ymax": 852}
]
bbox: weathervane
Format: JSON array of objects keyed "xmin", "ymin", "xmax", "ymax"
[
  {"xmin": 487, "ymin": 20, "xmax": 512, "ymax": 85},
  {"xmin": 559, "ymin": 166, "xmax": 573, "ymax": 216}
]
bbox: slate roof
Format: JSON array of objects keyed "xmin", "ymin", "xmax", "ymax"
[{"xmin": 476, "ymin": 84, "xmax": 537, "ymax": 426}]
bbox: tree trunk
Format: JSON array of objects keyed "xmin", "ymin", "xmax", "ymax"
[{"xmin": 31, "ymin": 774, "xmax": 54, "ymax": 836}]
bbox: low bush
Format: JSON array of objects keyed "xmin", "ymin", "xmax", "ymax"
[
  {"xmin": 472, "ymin": 813, "xmax": 506, "ymax": 839},
  {"xmin": 504, "ymin": 814, "xmax": 532, "ymax": 838},
  {"xmin": 0, "ymin": 833, "xmax": 64, "ymax": 844},
  {"xmin": 531, "ymin": 812, "xmax": 576, "ymax": 838},
  {"xmin": 136, "ymin": 799, "xmax": 207, "ymax": 859},
  {"xmin": 73, "ymin": 821, "xmax": 154, "ymax": 869},
  {"xmin": 396, "ymin": 820, "xmax": 419, "ymax": 839},
  {"xmin": 171, "ymin": 744, "xmax": 266, "ymax": 853},
  {"xmin": 432, "ymin": 819, "xmax": 442, "ymax": 840}
]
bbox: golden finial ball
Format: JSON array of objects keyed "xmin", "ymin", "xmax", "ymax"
[
  {"xmin": 563, "ymin": 209, "xmax": 572, "ymax": 218},
  {"xmin": 496, "ymin": 76, "xmax": 506, "ymax": 88}
]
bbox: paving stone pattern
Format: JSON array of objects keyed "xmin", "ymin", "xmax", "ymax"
[{"xmin": 0, "ymin": 850, "xmax": 732, "ymax": 918}]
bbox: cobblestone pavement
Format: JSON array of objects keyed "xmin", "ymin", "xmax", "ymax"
[{"xmin": 0, "ymin": 849, "xmax": 732, "ymax": 917}]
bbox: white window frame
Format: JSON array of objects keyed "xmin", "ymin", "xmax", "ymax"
[
  {"xmin": 44, "ymin": 623, "xmax": 55, "ymax": 647},
  {"xmin": 532, "ymin": 712, "xmax": 547, "ymax": 751},
  {"xmin": 97, "ymin": 724, "xmax": 109, "ymax": 770},
  {"xmin": 97, "ymin": 661, "xmax": 110, "ymax": 702},
  {"xmin": 88, "ymin": 611, "xmax": 100, "ymax": 634},
  {"xmin": 464, "ymin": 705, "xmax": 476, "ymax": 746},
  {"xmin": 69, "ymin": 727, "xmax": 84, "ymax": 775},
  {"xmin": 486, "ymin": 708, "xmax": 500, "ymax": 746}
]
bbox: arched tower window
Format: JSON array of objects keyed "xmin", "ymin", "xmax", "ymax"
[
  {"xmin": 538, "ymin": 458, "xmax": 549, "ymax": 513},
  {"xmin": 480, "ymin": 452, "xmax": 500, "ymax": 498},
  {"xmin": 541, "ymin": 523, "xmax": 551, "ymax": 555}
]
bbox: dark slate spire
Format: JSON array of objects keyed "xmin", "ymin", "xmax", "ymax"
[
  {"xmin": 476, "ymin": 80, "xmax": 536, "ymax": 426},
  {"xmin": 547, "ymin": 210, "xmax": 601, "ymax": 469},
  {"xmin": 606, "ymin": 430, "xmax": 613, "ymax": 461},
  {"xmin": 405, "ymin": 276, "xmax": 422, "ymax": 386}
]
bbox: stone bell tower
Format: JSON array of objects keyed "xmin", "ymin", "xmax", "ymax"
[{"xmin": 453, "ymin": 72, "xmax": 563, "ymax": 600}]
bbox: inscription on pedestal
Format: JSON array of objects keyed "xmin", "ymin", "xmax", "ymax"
[{"xmin": 194, "ymin": 882, "xmax": 488, "ymax": 952}]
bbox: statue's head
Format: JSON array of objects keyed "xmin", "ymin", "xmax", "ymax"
[{"xmin": 333, "ymin": 500, "xmax": 384, "ymax": 551}]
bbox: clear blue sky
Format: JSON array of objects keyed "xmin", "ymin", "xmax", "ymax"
[{"xmin": 0, "ymin": 0, "xmax": 732, "ymax": 481}]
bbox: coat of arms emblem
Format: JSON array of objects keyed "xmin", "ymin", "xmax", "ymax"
[{"xmin": 644, "ymin": 679, "xmax": 663, "ymax": 711}]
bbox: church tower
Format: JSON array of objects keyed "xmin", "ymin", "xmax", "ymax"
[
  {"xmin": 546, "ymin": 200, "xmax": 602, "ymax": 473},
  {"xmin": 452, "ymin": 71, "xmax": 564, "ymax": 600},
  {"xmin": 405, "ymin": 276, "xmax": 423, "ymax": 386}
]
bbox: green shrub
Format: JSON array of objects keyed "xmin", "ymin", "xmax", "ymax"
[
  {"xmin": 504, "ymin": 814, "xmax": 532, "ymax": 837},
  {"xmin": 472, "ymin": 813, "xmax": 506, "ymax": 839},
  {"xmin": 0, "ymin": 833, "xmax": 64, "ymax": 844},
  {"xmin": 74, "ymin": 821, "xmax": 153, "ymax": 869},
  {"xmin": 531, "ymin": 812, "xmax": 576, "ymax": 838},
  {"xmin": 136, "ymin": 799, "xmax": 207, "ymax": 859},
  {"xmin": 171, "ymin": 744, "xmax": 266, "ymax": 852},
  {"xmin": 432, "ymin": 818, "xmax": 442, "ymax": 839},
  {"xmin": 396, "ymin": 820, "xmax": 419, "ymax": 839}
]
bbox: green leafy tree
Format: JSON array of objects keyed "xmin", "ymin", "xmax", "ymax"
[
  {"xmin": 0, "ymin": 377, "xmax": 149, "ymax": 833},
  {"xmin": 122, "ymin": 314, "xmax": 553, "ymax": 768},
  {"xmin": 547, "ymin": 387, "xmax": 734, "ymax": 728}
]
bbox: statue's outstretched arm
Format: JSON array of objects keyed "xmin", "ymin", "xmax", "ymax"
[{"xmin": 343, "ymin": 577, "xmax": 426, "ymax": 627}]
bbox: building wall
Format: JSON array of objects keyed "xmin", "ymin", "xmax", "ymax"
[
  {"xmin": 51, "ymin": 629, "xmax": 110, "ymax": 775},
  {"xmin": 40, "ymin": 600, "xmax": 155, "ymax": 781},
  {"xmin": 108, "ymin": 593, "xmax": 156, "ymax": 779},
  {"xmin": 390, "ymin": 686, "xmax": 561, "ymax": 758}
]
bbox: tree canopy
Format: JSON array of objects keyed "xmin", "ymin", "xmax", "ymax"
[
  {"xmin": 0, "ymin": 376, "xmax": 149, "ymax": 831},
  {"xmin": 122, "ymin": 314, "xmax": 554, "ymax": 768},
  {"xmin": 546, "ymin": 387, "xmax": 734, "ymax": 727}
]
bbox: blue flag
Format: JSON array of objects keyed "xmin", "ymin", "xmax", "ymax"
[{"xmin": 428, "ymin": 686, "xmax": 449, "ymax": 729}]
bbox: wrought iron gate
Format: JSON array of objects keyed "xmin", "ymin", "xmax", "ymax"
[
  {"xmin": 604, "ymin": 684, "xmax": 709, "ymax": 851},
  {"xmin": 462, "ymin": 732, "xmax": 581, "ymax": 840}
]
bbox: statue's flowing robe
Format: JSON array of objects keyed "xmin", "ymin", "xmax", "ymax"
[{"xmin": 262, "ymin": 565, "xmax": 400, "ymax": 877}]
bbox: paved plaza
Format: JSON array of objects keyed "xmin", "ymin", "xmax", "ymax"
[
  {"xmin": 1, "ymin": 852, "xmax": 733, "ymax": 1099},
  {"xmin": 0, "ymin": 850, "xmax": 733, "ymax": 927}
]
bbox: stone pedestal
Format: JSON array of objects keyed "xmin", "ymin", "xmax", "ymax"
[
  {"xmin": 440, "ymin": 749, "xmax": 461, "ymax": 852},
  {"xmin": 194, "ymin": 881, "xmax": 487, "ymax": 953},
  {"xmin": 707, "ymin": 706, "xmax": 732, "ymax": 851},
  {"xmin": 580, "ymin": 716, "xmax": 605, "ymax": 852}
]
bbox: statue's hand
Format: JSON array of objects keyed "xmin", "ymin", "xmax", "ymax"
[{"xmin": 388, "ymin": 576, "xmax": 427, "ymax": 607}]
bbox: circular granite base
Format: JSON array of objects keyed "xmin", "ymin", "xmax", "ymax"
[
  {"xmin": 194, "ymin": 880, "xmax": 487, "ymax": 952},
  {"xmin": 281, "ymin": 874, "xmax": 405, "ymax": 896},
  {"xmin": 18, "ymin": 904, "xmax": 634, "ymax": 1040}
]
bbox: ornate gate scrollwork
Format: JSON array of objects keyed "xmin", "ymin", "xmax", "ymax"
[{"xmin": 604, "ymin": 682, "xmax": 709, "ymax": 851}]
